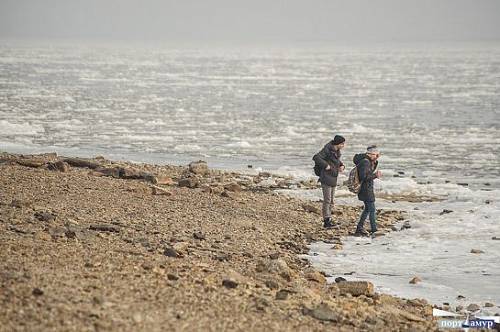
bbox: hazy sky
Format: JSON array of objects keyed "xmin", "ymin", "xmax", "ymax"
[{"xmin": 1, "ymin": 0, "xmax": 499, "ymax": 43}]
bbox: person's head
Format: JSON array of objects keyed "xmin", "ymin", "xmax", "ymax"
[
  {"xmin": 332, "ymin": 135, "xmax": 345, "ymax": 150},
  {"xmin": 366, "ymin": 145, "xmax": 380, "ymax": 161}
]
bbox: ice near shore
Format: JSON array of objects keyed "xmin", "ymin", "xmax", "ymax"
[
  {"xmin": 1, "ymin": 42, "xmax": 499, "ymax": 314},
  {"xmin": 302, "ymin": 175, "xmax": 500, "ymax": 316}
]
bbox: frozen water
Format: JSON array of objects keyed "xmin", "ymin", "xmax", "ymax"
[
  {"xmin": 304, "ymin": 179, "xmax": 500, "ymax": 315},
  {"xmin": 1, "ymin": 41, "xmax": 499, "ymax": 310}
]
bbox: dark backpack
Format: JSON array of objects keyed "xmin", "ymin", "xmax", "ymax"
[{"xmin": 313, "ymin": 163, "xmax": 321, "ymax": 176}]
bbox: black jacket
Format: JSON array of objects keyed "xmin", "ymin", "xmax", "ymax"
[
  {"xmin": 313, "ymin": 141, "xmax": 344, "ymax": 187},
  {"xmin": 353, "ymin": 153, "xmax": 378, "ymax": 202}
]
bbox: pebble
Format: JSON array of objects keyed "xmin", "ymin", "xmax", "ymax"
[
  {"xmin": 193, "ymin": 232, "xmax": 205, "ymax": 240},
  {"xmin": 409, "ymin": 276, "xmax": 422, "ymax": 284},
  {"xmin": 32, "ymin": 288, "xmax": 44, "ymax": 296},
  {"xmin": 163, "ymin": 247, "xmax": 179, "ymax": 258},
  {"xmin": 467, "ymin": 303, "xmax": 481, "ymax": 312},
  {"xmin": 222, "ymin": 279, "xmax": 238, "ymax": 289},
  {"xmin": 275, "ymin": 289, "xmax": 290, "ymax": 300},
  {"xmin": 34, "ymin": 211, "xmax": 56, "ymax": 222}
]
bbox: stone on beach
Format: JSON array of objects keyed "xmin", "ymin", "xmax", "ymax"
[
  {"xmin": 303, "ymin": 303, "xmax": 340, "ymax": 322},
  {"xmin": 89, "ymin": 223, "xmax": 120, "ymax": 233},
  {"xmin": 337, "ymin": 281, "xmax": 374, "ymax": 296},
  {"xmin": 301, "ymin": 203, "xmax": 321, "ymax": 215},
  {"xmin": 467, "ymin": 303, "xmax": 481, "ymax": 312},
  {"xmin": 178, "ymin": 177, "xmax": 199, "ymax": 188},
  {"xmin": 409, "ymin": 276, "xmax": 422, "ymax": 284},
  {"xmin": 188, "ymin": 160, "xmax": 208, "ymax": 175}
]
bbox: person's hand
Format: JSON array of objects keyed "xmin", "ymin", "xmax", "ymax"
[
  {"xmin": 375, "ymin": 171, "xmax": 382, "ymax": 178},
  {"xmin": 325, "ymin": 165, "xmax": 331, "ymax": 171},
  {"xmin": 339, "ymin": 165, "xmax": 345, "ymax": 172}
]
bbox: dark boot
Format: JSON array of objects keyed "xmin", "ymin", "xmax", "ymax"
[
  {"xmin": 354, "ymin": 228, "xmax": 369, "ymax": 237},
  {"xmin": 323, "ymin": 217, "xmax": 334, "ymax": 229}
]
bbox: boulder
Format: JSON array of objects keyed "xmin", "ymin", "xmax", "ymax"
[
  {"xmin": 178, "ymin": 178, "xmax": 199, "ymax": 188},
  {"xmin": 189, "ymin": 161, "xmax": 208, "ymax": 175},
  {"xmin": 224, "ymin": 183, "xmax": 242, "ymax": 192},
  {"xmin": 16, "ymin": 159, "xmax": 45, "ymax": 168},
  {"xmin": 64, "ymin": 158, "xmax": 100, "ymax": 169},
  {"xmin": 156, "ymin": 176, "xmax": 174, "ymax": 185},
  {"xmin": 303, "ymin": 303, "xmax": 339, "ymax": 322},
  {"xmin": 305, "ymin": 270, "xmax": 326, "ymax": 284},
  {"xmin": 256, "ymin": 259, "xmax": 292, "ymax": 280},
  {"xmin": 119, "ymin": 168, "xmax": 156, "ymax": 183},
  {"xmin": 47, "ymin": 160, "xmax": 70, "ymax": 172},
  {"xmin": 337, "ymin": 281, "xmax": 374, "ymax": 296},
  {"xmin": 95, "ymin": 167, "xmax": 121, "ymax": 178}
]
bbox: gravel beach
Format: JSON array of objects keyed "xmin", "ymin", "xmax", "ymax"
[{"xmin": 0, "ymin": 152, "xmax": 438, "ymax": 331}]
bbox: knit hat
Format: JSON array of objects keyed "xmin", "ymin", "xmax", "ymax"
[
  {"xmin": 366, "ymin": 145, "xmax": 380, "ymax": 155},
  {"xmin": 332, "ymin": 135, "xmax": 345, "ymax": 146}
]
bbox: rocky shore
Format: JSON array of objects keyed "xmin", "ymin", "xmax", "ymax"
[{"xmin": 0, "ymin": 152, "xmax": 438, "ymax": 331}]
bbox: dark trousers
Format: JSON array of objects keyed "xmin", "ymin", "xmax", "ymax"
[{"xmin": 356, "ymin": 201, "xmax": 377, "ymax": 233}]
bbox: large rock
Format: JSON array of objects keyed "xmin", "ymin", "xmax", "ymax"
[
  {"xmin": 64, "ymin": 158, "xmax": 100, "ymax": 169},
  {"xmin": 95, "ymin": 167, "xmax": 121, "ymax": 178},
  {"xmin": 256, "ymin": 259, "xmax": 292, "ymax": 280},
  {"xmin": 303, "ymin": 303, "xmax": 340, "ymax": 322},
  {"xmin": 305, "ymin": 270, "xmax": 326, "ymax": 284},
  {"xmin": 301, "ymin": 203, "xmax": 321, "ymax": 215},
  {"xmin": 119, "ymin": 168, "xmax": 156, "ymax": 183},
  {"xmin": 189, "ymin": 161, "xmax": 208, "ymax": 175},
  {"xmin": 337, "ymin": 281, "xmax": 374, "ymax": 296},
  {"xmin": 47, "ymin": 161, "xmax": 70, "ymax": 172},
  {"xmin": 178, "ymin": 177, "xmax": 199, "ymax": 188},
  {"xmin": 156, "ymin": 176, "xmax": 174, "ymax": 185},
  {"xmin": 15, "ymin": 159, "xmax": 45, "ymax": 168},
  {"xmin": 224, "ymin": 183, "xmax": 242, "ymax": 192}
]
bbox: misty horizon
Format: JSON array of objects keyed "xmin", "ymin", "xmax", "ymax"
[{"xmin": 1, "ymin": 0, "xmax": 500, "ymax": 44}]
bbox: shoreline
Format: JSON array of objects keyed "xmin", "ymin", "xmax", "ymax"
[{"xmin": 0, "ymin": 151, "xmax": 439, "ymax": 331}]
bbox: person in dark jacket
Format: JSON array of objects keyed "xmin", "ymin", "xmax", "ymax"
[
  {"xmin": 354, "ymin": 145, "xmax": 382, "ymax": 236},
  {"xmin": 313, "ymin": 135, "xmax": 345, "ymax": 228}
]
